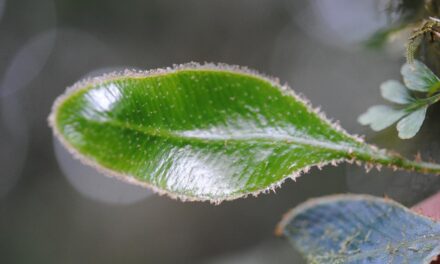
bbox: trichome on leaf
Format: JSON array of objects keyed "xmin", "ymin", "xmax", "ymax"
[{"xmin": 49, "ymin": 63, "xmax": 440, "ymax": 203}]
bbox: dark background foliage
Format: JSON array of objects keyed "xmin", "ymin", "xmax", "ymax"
[{"xmin": 1, "ymin": 0, "xmax": 439, "ymax": 263}]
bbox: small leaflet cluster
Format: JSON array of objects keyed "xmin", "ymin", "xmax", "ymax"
[{"xmin": 359, "ymin": 60, "xmax": 440, "ymax": 139}]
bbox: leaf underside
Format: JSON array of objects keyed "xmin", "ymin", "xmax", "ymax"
[
  {"xmin": 49, "ymin": 63, "xmax": 439, "ymax": 202},
  {"xmin": 278, "ymin": 194, "xmax": 440, "ymax": 264}
]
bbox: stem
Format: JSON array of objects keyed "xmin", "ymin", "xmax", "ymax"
[
  {"xmin": 428, "ymin": 82, "xmax": 440, "ymax": 95},
  {"xmin": 424, "ymin": 92, "xmax": 440, "ymax": 104},
  {"xmin": 405, "ymin": 92, "xmax": 440, "ymax": 112},
  {"xmin": 354, "ymin": 146, "xmax": 440, "ymax": 175},
  {"xmin": 392, "ymin": 158, "xmax": 440, "ymax": 174},
  {"xmin": 431, "ymin": 92, "xmax": 440, "ymax": 104}
]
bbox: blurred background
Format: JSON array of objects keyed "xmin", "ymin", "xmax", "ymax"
[{"xmin": 1, "ymin": 0, "xmax": 440, "ymax": 263}]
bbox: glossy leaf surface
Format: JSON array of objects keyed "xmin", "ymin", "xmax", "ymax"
[
  {"xmin": 50, "ymin": 64, "xmax": 440, "ymax": 202},
  {"xmin": 278, "ymin": 194, "xmax": 440, "ymax": 264}
]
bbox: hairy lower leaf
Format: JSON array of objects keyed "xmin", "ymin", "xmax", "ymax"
[
  {"xmin": 49, "ymin": 63, "xmax": 440, "ymax": 202},
  {"xmin": 277, "ymin": 194, "xmax": 440, "ymax": 264}
]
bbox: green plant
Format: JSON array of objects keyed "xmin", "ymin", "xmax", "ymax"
[
  {"xmin": 49, "ymin": 65, "xmax": 440, "ymax": 202},
  {"xmin": 49, "ymin": 64, "xmax": 440, "ymax": 262},
  {"xmin": 48, "ymin": 1, "xmax": 440, "ymax": 263},
  {"xmin": 358, "ymin": 60, "xmax": 440, "ymax": 139}
]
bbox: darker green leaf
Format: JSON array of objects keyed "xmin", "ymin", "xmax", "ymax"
[{"xmin": 364, "ymin": 25, "xmax": 408, "ymax": 49}]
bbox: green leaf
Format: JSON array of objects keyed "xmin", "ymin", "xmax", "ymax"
[
  {"xmin": 396, "ymin": 106, "xmax": 427, "ymax": 139},
  {"xmin": 380, "ymin": 80, "xmax": 412, "ymax": 104},
  {"xmin": 363, "ymin": 25, "xmax": 409, "ymax": 49},
  {"xmin": 364, "ymin": 28, "xmax": 397, "ymax": 49},
  {"xmin": 277, "ymin": 194, "xmax": 440, "ymax": 264},
  {"xmin": 49, "ymin": 63, "xmax": 440, "ymax": 202},
  {"xmin": 401, "ymin": 60, "xmax": 440, "ymax": 92},
  {"xmin": 357, "ymin": 105, "xmax": 406, "ymax": 131}
]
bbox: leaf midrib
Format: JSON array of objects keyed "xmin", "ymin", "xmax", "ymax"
[{"xmin": 81, "ymin": 117, "xmax": 365, "ymax": 156}]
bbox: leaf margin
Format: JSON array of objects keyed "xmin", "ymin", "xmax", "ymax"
[{"xmin": 48, "ymin": 62, "xmax": 365, "ymax": 203}]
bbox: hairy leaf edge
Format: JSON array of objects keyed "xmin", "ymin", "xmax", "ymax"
[{"xmin": 48, "ymin": 62, "xmax": 366, "ymax": 203}]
